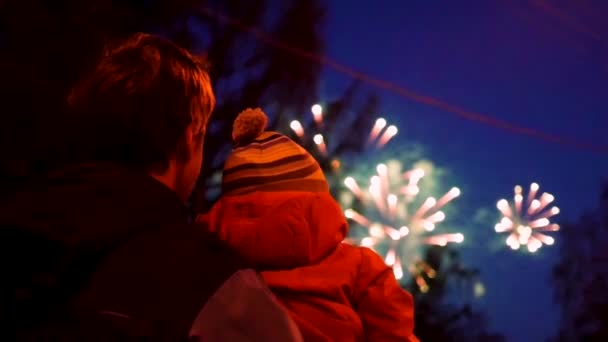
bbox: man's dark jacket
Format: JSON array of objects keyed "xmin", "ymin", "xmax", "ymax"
[{"xmin": 0, "ymin": 163, "xmax": 254, "ymax": 340}]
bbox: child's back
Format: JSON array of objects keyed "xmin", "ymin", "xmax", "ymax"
[{"xmin": 200, "ymin": 108, "xmax": 419, "ymax": 341}]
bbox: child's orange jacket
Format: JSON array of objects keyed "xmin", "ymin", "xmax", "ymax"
[{"xmin": 200, "ymin": 191, "xmax": 419, "ymax": 342}]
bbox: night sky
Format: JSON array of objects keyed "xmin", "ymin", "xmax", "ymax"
[{"xmin": 321, "ymin": 1, "xmax": 608, "ymax": 341}]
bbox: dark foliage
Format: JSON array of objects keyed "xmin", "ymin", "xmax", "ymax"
[
  {"xmin": 551, "ymin": 183, "xmax": 608, "ymax": 342},
  {"xmin": 408, "ymin": 246, "xmax": 506, "ymax": 342},
  {"xmin": 0, "ymin": 0, "xmax": 324, "ymax": 200}
]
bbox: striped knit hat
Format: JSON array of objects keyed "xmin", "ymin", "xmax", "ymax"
[{"xmin": 221, "ymin": 108, "xmax": 328, "ymax": 196}]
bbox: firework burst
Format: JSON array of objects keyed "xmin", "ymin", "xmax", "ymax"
[
  {"xmin": 342, "ymin": 160, "xmax": 464, "ymax": 292},
  {"xmin": 289, "ymin": 104, "xmax": 398, "ymax": 172},
  {"xmin": 495, "ymin": 183, "xmax": 560, "ymax": 253}
]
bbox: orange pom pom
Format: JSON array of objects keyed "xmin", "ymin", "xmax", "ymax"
[{"xmin": 232, "ymin": 108, "xmax": 268, "ymax": 145}]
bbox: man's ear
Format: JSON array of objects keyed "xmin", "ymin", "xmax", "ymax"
[
  {"xmin": 184, "ymin": 124, "xmax": 195, "ymax": 148},
  {"xmin": 188, "ymin": 123, "xmax": 206, "ymax": 147},
  {"xmin": 177, "ymin": 124, "xmax": 205, "ymax": 162},
  {"xmin": 176, "ymin": 125, "xmax": 196, "ymax": 162}
]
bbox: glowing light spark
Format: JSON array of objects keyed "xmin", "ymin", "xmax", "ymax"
[
  {"xmin": 288, "ymin": 103, "xmax": 398, "ymax": 176},
  {"xmin": 394, "ymin": 259, "xmax": 404, "ymax": 280},
  {"xmin": 437, "ymin": 188, "xmax": 460, "ymax": 207},
  {"xmin": 495, "ymin": 183, "xmax": 560, "ymax": 253},
  {"xmin": 368, "ymin": 118, "xmax": 398, "ymax": 148},
  {"xmin": 368, "ymin": 118, "xmax": 387, "ymax": 143},
  {"xmin": 289, "ymin": 120, "xmax": 304, "ymax": 137},
  {"xmin": 313, "ymin": 134, "xmax": 327, "ymax": 154},
  {"xmin": 311, "ymin": 104, "xmax": 323, "ymax": 124},
  {"xmin": 474, "ymin": 281, "xmax": 486, "ymax": 298},
  {"xmin": 330, "ymin": 159, "xmax": 341, "ymax": 171},
  {"xmin": 409, "ymin": 260, "xmax": 435, "ymax": 293},
  {"xmin": 342, "ymin": 160, "xmax": 463, "ymax": 290},
  {"xmin": 376, "ymin": 125, "xmax": 399, "ymax": 148},
  {"xmin": 344, "ymin": 208, "xmax": 370, "ymax": 226},
  {"xmin": 344, "ymin": 177, "xmax": 362, "ymax": 198}
]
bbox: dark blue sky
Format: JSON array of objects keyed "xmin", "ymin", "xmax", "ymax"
[{"xmin": 322, "ymin": 1, "xmax": 608, "ymax": 341}]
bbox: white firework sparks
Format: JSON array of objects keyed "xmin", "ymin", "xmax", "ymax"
[
  {"xmin": 342, "ymin": 161, "xmax": 464, "ymax": 292},
  {"xmin": 495, "ymin": 183, "xmax": 560, "ymax": 253},
  {"xmin": 289, "ymin": 104, "xmax": 398, "ymax": 162}
]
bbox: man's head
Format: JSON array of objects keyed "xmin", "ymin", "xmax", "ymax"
[{"xmin": 68, "ymin": 33, "xmax": 215, "ymax": 201}]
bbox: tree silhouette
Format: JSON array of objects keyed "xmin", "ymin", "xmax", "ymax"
[
  {"xmin": 278, "ymin": 81, "xmax": 380, "ymax": 197},
  {"xmin": 409, "ymin": 246, "xmax": 506, "ymax": 342},
  {"xmin": 184, "ymin": 0, "xmax": 328, "ymax": 210},
  {"xmin": 0, "ymin": 0, "xmax": 380, "ymax": 209},
  {"xmin": 551, "ymin": 183, "xmax": 608, "ymax": 341}
]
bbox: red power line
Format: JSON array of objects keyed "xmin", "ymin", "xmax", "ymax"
[{"xmin": 200, "ymin": 7, "xmax": 608, "ymax": 155}]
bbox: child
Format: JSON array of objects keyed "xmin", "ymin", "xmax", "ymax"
[{"xmin": 198, "ymin": 108, "xmax": 419, "ymax": 341}]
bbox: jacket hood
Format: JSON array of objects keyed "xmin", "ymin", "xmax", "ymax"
[{"xmin": 202, "ymin": 191, "xmax": 347, "ymax": 269}]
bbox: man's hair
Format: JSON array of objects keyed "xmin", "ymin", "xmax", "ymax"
[{"xmin": 68, "ymin": 33, "xmax": 215, "ymax": 172}]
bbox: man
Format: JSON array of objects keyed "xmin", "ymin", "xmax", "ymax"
[{"xmin": 0, "ymin": 33, "xmax": 301, "ymax": 341}]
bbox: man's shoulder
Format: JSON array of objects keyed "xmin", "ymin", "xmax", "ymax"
[
  {"xmin": 155, "ymin": 219, "xmax": 245, "ymax": 264},
  {"xmin": 91, "ymin": 220, "xmax": 247, "ymax": 292},
  {"xmin": 76, "ymin": 221, "xmax": 248, "ymax": 329}
]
